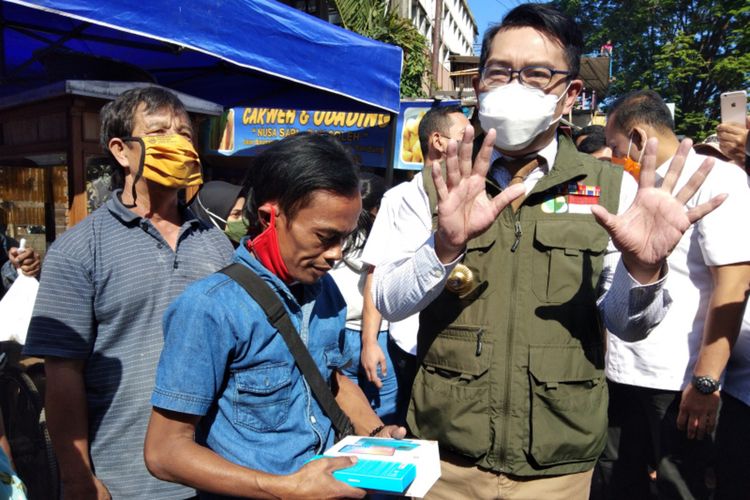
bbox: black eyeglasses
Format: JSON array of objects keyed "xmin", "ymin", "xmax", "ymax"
[{"xmin": 480, "ymin": 65, "xmax": 571, "ymax": 90}]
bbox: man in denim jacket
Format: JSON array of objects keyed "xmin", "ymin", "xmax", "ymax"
[{"xmin": 145, "ymin": 133, "xmax": 406, "ymax": 499}]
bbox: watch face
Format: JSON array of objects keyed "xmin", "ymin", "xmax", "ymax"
[{"xmin": 693, "ymin": 376, "xmax": 719, "ymax": 394}]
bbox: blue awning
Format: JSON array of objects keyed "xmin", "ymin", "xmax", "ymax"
[{"xmin": 1, "ymin": 0, "xmax": 403, "ymax": 112}]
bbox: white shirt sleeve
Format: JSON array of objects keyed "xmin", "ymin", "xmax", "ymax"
[
  {"xmin": 364, "ymin": 175, "xmax": 462, "ymax": 322},
  {"xmin": 597, "ymin": 169, "xmax": 672, "ymax": 340}
]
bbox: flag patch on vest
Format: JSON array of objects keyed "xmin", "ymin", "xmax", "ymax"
[{"xmin": 541, "ymin": 182, "xmax": 601, "ymax": 214}]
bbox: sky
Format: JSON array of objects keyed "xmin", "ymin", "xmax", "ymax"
[{"xmin": 466, "ymin": 0, "xmax": 546, "ymax": 55}]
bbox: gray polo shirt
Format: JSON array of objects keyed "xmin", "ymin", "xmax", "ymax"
[{"xmin": 24, "ymin": 191, "xmax": 234, "ymax": 499}]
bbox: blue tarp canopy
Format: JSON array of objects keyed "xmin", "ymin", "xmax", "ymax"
[{"xmin": 0, "ymin": 0, "xmax": 403, "ymax": 112}]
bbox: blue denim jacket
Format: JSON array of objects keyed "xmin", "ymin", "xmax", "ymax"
[{"xmin": 152, "ymin": 242, "xmax": 350, "ymax": 478}]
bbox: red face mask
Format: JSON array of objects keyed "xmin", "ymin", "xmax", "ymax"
[{"xmin": 246, "ymin": 210, "xmax": 292, "ymax": 283}]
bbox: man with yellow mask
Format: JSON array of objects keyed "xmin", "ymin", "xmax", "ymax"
[{"xmin": 24, "ymin": 87, "xmax": 234, "ymax": 499}]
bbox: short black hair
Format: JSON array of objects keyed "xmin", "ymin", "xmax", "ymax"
[
  {"xmin": 99, "ymin": 86, "xmax": 188, "ymax": 153},
  {"xmin": 572, "ymin": 124, "xmax": 604, "ymax": 144},
  {"xmin": 573, "ymin": 125, "xmax": 607, "ymax": 148},
  {"xmin": 243, "ymin": 132, "xmax": 360, "ymax": 236},
  {"xmin": 608, "ymin": 89, "xmax": 675, "ymax": 134},
  {"xmin": 577, "ymin": 129, "xmax": 608, "ymax": 154},
  {"xmin": 418, "ymin": 105, "xmax": 465, "ymax": 158},
  {"xmin": 479, "ymin": 3, "xmax": 583, "ymax": 78}
]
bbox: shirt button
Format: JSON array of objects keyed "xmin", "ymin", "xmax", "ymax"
[
  {"xmin": 431, "ymin": 270, "xmax": 441, "ymax": 278},
  {"xmin": 157, "ymin": 243, "xmax": 164, "ymax": 249},
  {"xmin": 310, "ymin": 415, "xmax": 317, "ymax": 424}
]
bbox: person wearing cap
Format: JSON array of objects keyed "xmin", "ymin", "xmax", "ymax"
[
  {"xmin": 23, "ymin": 87, "xmax": 233, "ymax": 499},
  {"xmin": 189, "ymin": 180, "xmax": 249, "ymax": 246}
]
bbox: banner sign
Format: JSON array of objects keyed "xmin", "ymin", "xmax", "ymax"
[
  {"xmin": 205, "ymin": 107, "xmax": 392, "ymax": 168},
  {"xmin": 392, "ymin": 100, "xmax": 461, "ymax": 171}
]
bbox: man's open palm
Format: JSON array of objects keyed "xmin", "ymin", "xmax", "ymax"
[
  {"xmin": 591, "ymin": 138, "xmax": 727, "ymax": 278},
  {"xmin": 432, "ymin": 126, "xmax": 525, "ymax": 262}
]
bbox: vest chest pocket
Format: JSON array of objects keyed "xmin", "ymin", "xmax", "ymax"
[
  {"xmin": 411, "ymin": 325, "xmax": 493, "ymax": 458},
  {"xmin": 233, "ymin": 363, "xmax": 293, "ymax": 432},
  {"xmin": 527, "ymin": 344, "xmax": 607, "ymax": 467},
  {"xmin": 532, "ymin": 220, "xmax": 608, "ymax": 304}
]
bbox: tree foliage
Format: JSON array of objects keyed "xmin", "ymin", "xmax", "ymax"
[
  {"xmin": 331, "ymin": 0, "xmax": 429, "ymax": 97},
  {"xmin": 551, "ymin": 0, "xmax": 750, "ymax": 138}
]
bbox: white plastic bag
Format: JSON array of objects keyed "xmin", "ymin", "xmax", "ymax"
[{"xmin": 0, "ymin": 271, "xmax": 39, "ymax": 345}]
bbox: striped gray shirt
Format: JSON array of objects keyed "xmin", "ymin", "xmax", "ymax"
[{"xmin": 24, "ymin": 191, "xmax": 234, "ymax": 499}]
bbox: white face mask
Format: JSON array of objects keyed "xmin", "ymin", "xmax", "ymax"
[{"xmin": 478, "ymin": 83, "xmax": 570, "ymax": 151}]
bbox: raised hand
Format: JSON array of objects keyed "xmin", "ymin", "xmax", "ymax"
[
  {"xmin": 716, "ymin": 116, "xmax": 749, "ymax": 166},
  {"xmin": 432, "ymin": 125, "xmax": 525, "ymax": 263},
  {"xmin": 8, "ymin": 246, "xmax": 41, "ymax": 278},
  {"xmin": 590, "ymin": 138, "xmax": 727, "ymax": 283}
]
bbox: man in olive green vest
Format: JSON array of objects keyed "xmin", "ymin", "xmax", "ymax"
[{"xmin": 370, "ymin": 4, "xmax": 726, "ymax": 499}]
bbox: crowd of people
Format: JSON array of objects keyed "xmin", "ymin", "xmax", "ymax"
[{"xmin": 0, "ymin": 2, "xmax": 748, "ymax": 500}]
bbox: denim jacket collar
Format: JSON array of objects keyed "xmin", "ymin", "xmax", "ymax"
[{"xmin": 234, "ymin": 238, "xmax": 323, "ymax": 309}]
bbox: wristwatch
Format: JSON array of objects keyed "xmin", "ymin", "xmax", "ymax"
[{"xmin": 691, "ymin": 375, "xmax": 720, "ymax": 395}]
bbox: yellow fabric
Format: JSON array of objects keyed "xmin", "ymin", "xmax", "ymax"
[{"xmin": 140, "ymin": 134, "xmax": 202, "ymax": 187}]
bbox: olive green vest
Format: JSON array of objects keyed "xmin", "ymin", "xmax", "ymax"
[{"xmin": 409, "ymin": 136, "xmax": 623, "ymax": 476}]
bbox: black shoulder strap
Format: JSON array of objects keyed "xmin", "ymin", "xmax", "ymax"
[{"xmin": 220, "ymin": 263, "xmax": 354, "ymax": 437}]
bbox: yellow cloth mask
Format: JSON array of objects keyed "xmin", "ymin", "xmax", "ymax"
[{"xmin": 124, "ymin": 134, "xmax": 203, "ymax": 188}]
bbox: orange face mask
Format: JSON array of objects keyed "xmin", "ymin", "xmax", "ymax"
[
  {"xmin": 612, "ymin": 133, "xmax": 643, "ymax": 181},
  {"xmin": 124, "ymin": 134, "xmax": 203, "ymax": 188},
  {"xmin": 612, "ymin": 155, "xmax": 641, "ymax": 181}
]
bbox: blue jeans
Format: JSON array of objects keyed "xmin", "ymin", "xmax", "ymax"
[{"xmin": 342, "ymin": 328, "xmax": 399, "ymax": 425}]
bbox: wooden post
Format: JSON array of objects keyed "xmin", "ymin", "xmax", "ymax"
[{"xmin": 67, "ymin": 106, "xmax": 87, "ymax": 227}]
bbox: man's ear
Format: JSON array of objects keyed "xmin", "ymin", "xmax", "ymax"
[
  {"xmin": 256, "ymin": 202, "xmax": 278, "ymax": 230},
  {"xmin": 561, "ymin": 79, "xmax": 583, "ymax": 114},
  {"xmin": 108, "ymin": 138, "xmax": 131, "ymax": 168},
  {"xmin": 430, "ymin": 131, "xmax": 444, "ymax": 154},
  {"xmin": 631, "ymin": 126, "xmax": 648, "ymax": 151}
]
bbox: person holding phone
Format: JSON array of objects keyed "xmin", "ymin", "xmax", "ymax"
[
  {"xmin": 716, "ymin": 116, "xmax": 749, "ymax": 171},
  {"xmin": 716, "ymin": 90, "xmax": 749, "ymax": 171}
]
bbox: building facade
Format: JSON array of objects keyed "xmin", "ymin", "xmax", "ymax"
[{"xmin": 392, "ymin": 0, "xmax": 477, "ymax": 92}]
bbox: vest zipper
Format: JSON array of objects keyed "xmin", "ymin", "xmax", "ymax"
[
  {"xmin": 510, "ymin": 217, "xmax": 522, "ymax": 252},
  {"xmin": 499, "ymin": 207, "xmax": 521, "ymax": 468}
]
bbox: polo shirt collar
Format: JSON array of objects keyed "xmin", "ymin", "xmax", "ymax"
[{"xmin": 106, "ymin": 189, "xmax": 200, "ymax": 228}]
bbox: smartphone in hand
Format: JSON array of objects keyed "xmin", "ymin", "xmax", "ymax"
[{"xmin": 720, "ymin": 90, "xmax": 747, "ymax": 128}]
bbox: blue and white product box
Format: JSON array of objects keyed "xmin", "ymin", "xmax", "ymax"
[
  {"xmin": 333, "ymin": 458, "xmax": 416, "ymax": 492},
  {"xmin": 322, "ymin": 436, "xmax": 441, "ymax": 498}
]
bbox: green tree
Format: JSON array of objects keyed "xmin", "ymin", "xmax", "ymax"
[
  {"xmin": 552, "ymin": 0, "xmax": 749, "ymax": 138},
  {"xmin": 331, "ymin": 0, "xmax": 429, "ymax": 97}
]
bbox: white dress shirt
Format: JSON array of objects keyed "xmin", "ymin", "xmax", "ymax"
[
  {"xmin": 606, "ymin": 152, "xmax": 750, "ymax": 390},
  {"xmin": 361, "ymin": 180, "xmax": 426, "ymax": 354}
]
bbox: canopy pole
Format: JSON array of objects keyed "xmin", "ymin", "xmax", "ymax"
[{"xmin": 385, "ymin": 111, "xmax": 398, "ymax": 187}]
